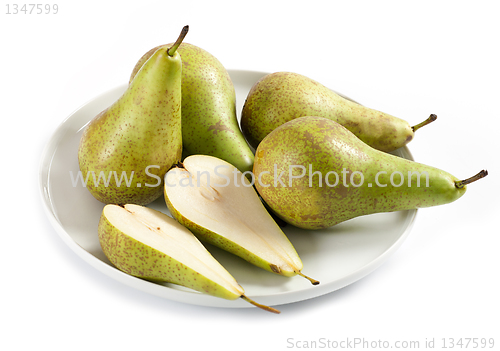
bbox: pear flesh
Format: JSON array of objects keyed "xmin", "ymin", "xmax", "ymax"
[
  {"xmin": 78, "ymin": 43, "xmax": 183, "ymax": 205},
  {"xmin": 99, "ymin": 204, "xmax": 280, "ymax": 313},
  {"xmin": 130, "ymin": 43, "xmax": 255, "ymax": 174},
  {"xmin": 164, "ymin": 155, "xmax": 316, "ymax": 283},
  {"xmin": 253, "ymin": 116, "xmax": 484, "ymax": 230},
  {"xmin": 241, "ymin": 71, "xmax": 426, "ymax": 153}
]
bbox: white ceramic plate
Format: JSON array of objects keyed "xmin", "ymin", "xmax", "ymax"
[{"xmin": 39, "ymin": 70, "xmax": 417, "ymax": 309}]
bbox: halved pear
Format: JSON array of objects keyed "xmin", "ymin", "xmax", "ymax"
[
  {"xmin": 98, "ymin": 204, "xmax": 279, "ymax": 313},
  {"xmin": 164, "ymin": 155, "xmax": 318, "ymax": 285}
]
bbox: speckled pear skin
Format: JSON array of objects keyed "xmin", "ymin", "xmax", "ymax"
[
  {"xmin": 130, "ymin": 43, "xmax": 255, "ymax": 173},
  {"xmin": 97, "ymin": 210, "xmax": 241, "ymax": 300},
  {"xmin": 78, "ymin": 47, "xmax": 182, "ymax": 205},
  {"xmin": 241, "ymin": 72, "xmax": 414, "ymax": 153},
  {"xmin": 253, "ymin": 116, "xmax": 466, "ymax": 230},
  {"xmin": 164, "ymin": 189, "xmax": 300, "ymax": 277}
]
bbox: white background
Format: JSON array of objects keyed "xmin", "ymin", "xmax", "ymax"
[{"xmin": 2, "ymin": 1, "xmax": 499, "ymax": 350}]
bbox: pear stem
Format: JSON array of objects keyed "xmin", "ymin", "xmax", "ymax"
[
  {"xmin": 455, "ymin": 170, "xmax": 488, "ymax": 189},
  {"xmin": 167, "ymin": 25, "xmax": 189, "ymax": 57},
  {"xmin": 296, "ymin": 271, "xmax": 320, "ymax": 285},
  {"xmin": 412, "ymin": 114, "xmax": 438, "ymax": 132},
  {"xmin": 241, "ymin": 295, "xmax": 281, "ymax": 314}
]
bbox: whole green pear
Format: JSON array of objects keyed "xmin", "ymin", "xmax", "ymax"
[
  {"xmin": 242, "ymin": 72, "xmax": 436, "ymax": 152},
  {"xmin": 253, "ymin": 116, "xmax": 487, "ymax": 230},
  {"xmin": 78, "ymin": 27, "xmax": 187, "ymax": 205},
  {"xmin": 130, "ymin": 42, "xmax": 255, "ymax": 173}
]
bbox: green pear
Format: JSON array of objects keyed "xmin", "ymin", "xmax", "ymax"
[
  {"xmin": 99, "ymin": 204, "xmax": 280, "ymax": 313},
  {"xmin": 163, "ymin": 155, "xmax": 319, "ymax": 285},
  {"xmin": 78, "ymin": 27, "xmax": 189, "ymax": 205},
  {"xmin": 241, "ymin": 72, "xmax": 437, "ymax": 152},
  {"xmin": 130, "ymin": 42, "xmax": 254, "ymax": 173},
  {"xmin": 253, "ymin": 116, "xmax": 487, "ymax": 230}
]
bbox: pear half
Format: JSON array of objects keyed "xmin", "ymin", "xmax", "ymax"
[
  {"xmin": 164, "ymin": 155, "xmax": 318, "ymax": 285},
  {"xmin": 98, "ymin": 204, "xmax": 279, "ymax": 313}
]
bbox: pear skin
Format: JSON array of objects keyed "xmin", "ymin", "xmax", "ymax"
[
  {"xmin": 130, "ymin": 43, "xmax": 255, "ymax": 173},
  {"xmin": 242, "ymin": 72, "xmax": 435, "ymax": 153},
  {"xmin": 253, "ymin": 116, "xmax": 486, "ymax": 230},
  {"xmin": 78, "ymin": 30, "xmax": 186, "ymax": 205}
]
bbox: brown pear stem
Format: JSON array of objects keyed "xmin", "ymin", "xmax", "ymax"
[
  {"xmin": 167, "ymin": 25, "xmax": 189, "ymax": 56},
  {"xmin": 455, "ymin": 170, "xmax": 488, "ymax": 189},
  {"xmin": 296, "ymin": 271, "xmax": 320, "ymax": 285},
  {"xmin": 412, "ymin": 114, "xmax": 438, "ymax": 132},
  {"xmin": 241, "ymin": 295, "xmax": 281, "ymax": 314}
]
